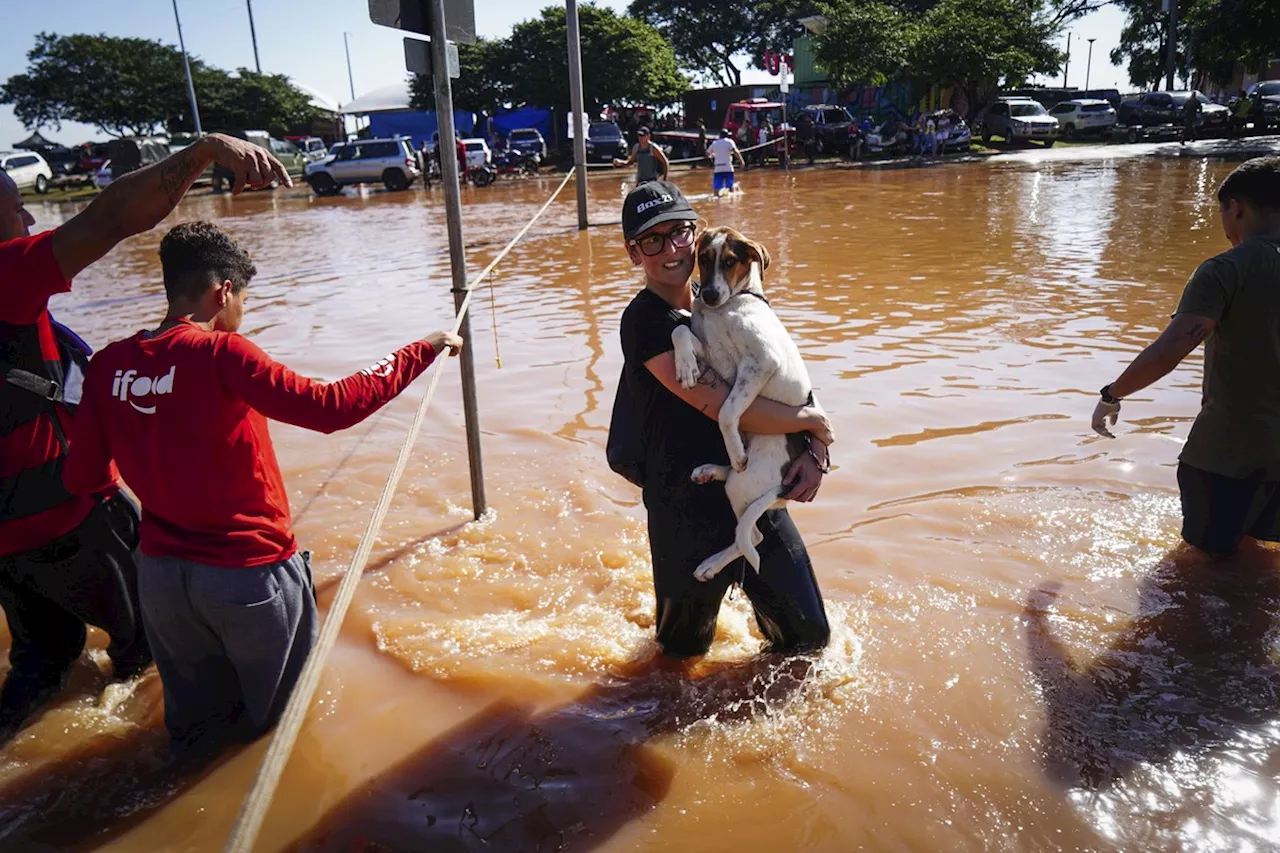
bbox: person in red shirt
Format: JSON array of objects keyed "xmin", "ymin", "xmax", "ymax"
[
  {"xmin": 0, "ymin": 134, "xmax": 290, "ymax": 745},
  {"xmin": 62, "ymin": 221, "xmax": 462, "ymax": 755}
]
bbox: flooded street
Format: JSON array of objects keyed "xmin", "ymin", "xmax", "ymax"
[{"xmin": 4, "ymin": 152, "xmax": 1279, "ymax": 852}]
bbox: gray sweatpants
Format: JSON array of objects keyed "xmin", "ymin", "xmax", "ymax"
[{"xmin": 136, "ymin": 550, "xmax": 317, "ymax": 753}]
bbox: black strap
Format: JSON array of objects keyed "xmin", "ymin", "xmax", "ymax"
[{"xmin": 4, "ymin": 367, "xmax": 64, "ymax": 403}]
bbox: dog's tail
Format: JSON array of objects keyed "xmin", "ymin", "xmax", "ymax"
[{"xmin": 737, "ymin": 487, "xmax": 785, "ymax": 570}]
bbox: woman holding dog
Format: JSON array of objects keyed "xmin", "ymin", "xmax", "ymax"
[{"xmin": 615, "ymin": 180, "xmax": 832, "ymax": 658}]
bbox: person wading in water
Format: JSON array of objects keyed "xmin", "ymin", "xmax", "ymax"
[
  {"xmin": 614, "ymin": 127, "xmax": 669, "ymax": 184},
  {"xmin": 1092, "ymin": 156, "xmax": 1280, "ymax": 557}
]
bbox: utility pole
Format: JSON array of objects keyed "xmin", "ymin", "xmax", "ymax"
[
  {"xmin": 246, "ymin": 0, "xmax": 262, "ymax": 73},
  {"xmin": 429, "ymin": 0, "xmax": 487, "ymax": 518},
  {"xmin": 566, "ymin": 0, "xmax": 589, "ymax": 231},
  {"xmin": 343, "ymin": 32, "xmax": 356, "ymax": 101},
  {"xmin": 1085, "ymin": 38, "xmax": 1096, "ymax": 91},
  {"xmin": 1062, "ymin": 32, "xmax": 1071, "ymax": 89},
  {"xmin": 171, "ymin": 0, "xmax": 202, "ymax": 136},
  {"xmin": 1164, "ymin": 0, "xmax": 1178, "ymax": 90}
]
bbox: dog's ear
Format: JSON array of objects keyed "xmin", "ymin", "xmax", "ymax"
[{"xmin": 745, "ymin": 238, "xmax": 771, "ymax": 272}]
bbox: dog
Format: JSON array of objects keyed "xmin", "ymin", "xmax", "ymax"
[{"xmin": 672, "ymin": 226, "xmax": 821, "ymax": 582}]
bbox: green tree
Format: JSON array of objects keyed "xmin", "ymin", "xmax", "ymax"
[
  {"xmin": 1111, "ymin": 0, "xmax": 1280, "ymax": 90},
  {"xmin": 909, "ymin": 0, "xmax": 1060, "ymax": 104},
  {"xmin": 627, "ymin": 0, "xmax": 815, "ymax": 87},
  {"xmin": 0, "ymin": 32, "xmax": 189, "ymax": 137},
  {"xmin": 812, "ymin": 0, "xmax": 915, "ymax": 88},
  {"xmin": 194, "ymin": 69, "xmax": 324, "ymax": 137},
  {"xmin": 502, "ymin": 4, "xmax": 687, "ymax": 114},
  {"xmin": 408, "ymin": 38, "xmax": 510, "ymax": 113},
  {"xmin": 813, "ymin": 0, "xmax": 1060, "ymax": 113}
]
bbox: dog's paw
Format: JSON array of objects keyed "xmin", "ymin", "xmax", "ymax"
[
  {"xmin": 694, "ymin": 558, "xmax": 726, "ymax": 582},
  {"xmin": 690, "ymin": 464, "xmax": 719, "ymax": 484},
  {"xmin": 675, "ymin": 352, "xmax": 700, "ymax": 389},
  {"xmin": 729, "ymin": 448, "xmax": 748, "ymax": 473}
]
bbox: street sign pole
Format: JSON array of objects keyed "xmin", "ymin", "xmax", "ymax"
[
  {"xmin": 566, "ymin": 0, "xmax": 589, "ymax": 230},
  {"xmin": 426, "ymin": 0, "xmax": 486, "ymax": 519}
]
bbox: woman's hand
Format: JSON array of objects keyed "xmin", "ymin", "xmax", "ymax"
[
  {"xmin": 801, "ymin": 406, "xmax": 834, "ymax": 446},
  {"xmin": 781, "ymin": 447, "xmax": 826, "ymax": 502}
]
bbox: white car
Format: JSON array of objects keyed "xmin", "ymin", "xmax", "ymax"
[
  {"xmin": 0, "ymin": 151, "xmax": 54, "ymax": 193},
  {"xmin": 461, "ymin": 138, "xmax": 491, "ymax": 169},
  {"xmin": 1049, "ymin": 99, "xmax": 1118, "ymax": 139}
]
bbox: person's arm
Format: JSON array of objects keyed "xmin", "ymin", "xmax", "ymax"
[
  {"xmin": 654, "ymin": 144, "xmax": 670, "ymax": 178},
  {"xmin": 732, "ymin": 144, "xmax": 746, "ymax": 169},
  {"xmin": 613, "ymin": 145, "xmax": 637, "ymax": 168},
  {"xmin": 51, "ymin": 134, "xmax": 290, "ymax": 281},
  {"xmin": 1092, "ymin": 314, "xmax": 1216, "ymax": 437},
  {"xmin": 62, "ymin": 364, "xmax": 116, "ymax": 496},
  {"xmin": 644, "ymin": 350, "xmax": 832, "ymax": 442},
  {"xmin": 218, "ymin": 331, "xmax": 462, "ymax": 434}
]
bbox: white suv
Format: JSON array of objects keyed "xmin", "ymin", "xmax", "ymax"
[
  {"xmin": 1049, "ymin": 99, "xmax": 1118, "ymax": 140},
  {"xmin": 304, "ymin": 137, "xmax": 421, "ymax": 195},
  {"xmin": 0, "ymin": 151, "xmax": 54, "ymax": 193}
]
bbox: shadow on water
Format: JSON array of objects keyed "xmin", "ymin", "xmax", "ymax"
[
  {"xmin": 0, "ymin": 671, "xmax": 242, "ymax": 851},
  {"xmin": 1024, "ymin": 542, "xmax": 1280, "ymax": 790},
  {"xmin": 288, "ymin": 651, "xmax": 817, "ymax": 853}
]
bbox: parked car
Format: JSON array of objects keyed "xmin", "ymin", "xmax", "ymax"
[
  {"xmin": 1049, "ymin": 99, "xmax": 1118, "ymax": 139},
  {"xmin": 1118, "ymin": 91, "xmax": 1228, "ymax": 130},
  {"xmin": 800, "ymin": 104, "xmax": 856, "ymax": 155},
  {"xmin": 584, "ymin": 121, "xmax": 628, "ymax": 162},
  {"xmin": 461, "ymin": 138, "xmax": 492, "ymax": 169},
  {"xmin": 93, "ymin": 137, "xmax": 170, "ymax": 190},
  {"xmin": 41, "ymin": 147, "xmax": 94, "ymax": 189},
  {"xmin": 864, "ymin": 119, "xmax": 909, "ymax": 157},
  {"xmin": 508, "ymin": 128, "xmax": 547, "ymax": 159},
  {"xmin": 211, "ymin": 132, "xmax": 307, "ymax": 191},
  {"xmin": 286, "ymin": 136, "xmax": 328, "ymax": 162},
  {"xmin": 981, "ymin": 98, "xmax": 1058, "ymax": 146},
  {"xmin": 931, "ymin": 111, "xmax": 973, "ymax": 151},
  {"xmin": 304, "ymin": 136, "xmax": 421, "ymax": 195},
  {"xmin": 0, "ymin": 151, "xmax": 54, "ymax": 193},
  {"xmin": 1243, "ymin": 81, "xmax": 1280, "ymax": 130}
]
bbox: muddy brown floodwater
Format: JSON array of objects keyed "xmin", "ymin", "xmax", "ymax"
[{"xmin": 2, "ymin": 153, "xmax": 1279, "ymax": 853}]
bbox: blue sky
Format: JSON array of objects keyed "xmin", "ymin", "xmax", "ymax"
[{"xmin": 2, "ymin": 0, "xmax": 1133, "ymax": 147}]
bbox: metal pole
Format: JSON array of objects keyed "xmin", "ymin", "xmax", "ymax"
[
  {"xmin": 1165, "ymin": 0, "xmax": 1178, "ymax": 90},
  {"xmin": 343, "ymin": 32, "xmax": 356, "ymax": 101},
  {"xmin": 1085, "ymin": 38, "xmax": 1095, "ymax": 91},
  {"xmin": 429, "ymin": 0, "xmax": 487, "ymax": 519},
  {"xmin": 1062, "ymin": 32, "xmax": 1071, "ymax": 89},
  {"xmin": 566, "ymin": 0, "xmax": 589, "ymax": 230},
  {"xmin": 246, "ymin": 0, "xmax": 262, "ymax": 74},
  {"xmin": 171, "ymin": 0, "xmax": 202, "ymax": 136}
]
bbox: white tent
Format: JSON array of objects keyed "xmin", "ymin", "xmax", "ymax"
[{"xmin": 339, "ymin": 82, "xmax": 413, "ymax": 115}]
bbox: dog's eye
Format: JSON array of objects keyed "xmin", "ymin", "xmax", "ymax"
[{"xmin": 722, "ymin": 257, "xmax": 736, "ymax": 267}]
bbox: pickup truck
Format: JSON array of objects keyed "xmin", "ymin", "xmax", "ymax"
[
  {"xmin": 1117, "ymin": 91, "xmax": 1228, "ymax": 130},
  {"xmin": 799, "ymin": 104, "xmax": 856, "ymax": 155}
]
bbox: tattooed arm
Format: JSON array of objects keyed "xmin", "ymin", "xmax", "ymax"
[
  {"xmin": 52, "ymin": 134, "xmax": 289, "ymax": 280},
  {"xmin": 1107, "ymin": 313, "xmax": 1217, "ymax": 399}
]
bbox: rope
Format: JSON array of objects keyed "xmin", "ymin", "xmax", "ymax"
[
  {"xmin": 585, "ymin": 135, "xmax": 788, "ymax": 170},
  {"xmin": 223, "ymin": 169, "xmax": 574, "ymax": 853}
]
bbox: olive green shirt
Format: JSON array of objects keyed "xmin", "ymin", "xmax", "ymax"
[{"xmin": 1176, "ymin": 236, "xmax": 1280, "ymax": 478}]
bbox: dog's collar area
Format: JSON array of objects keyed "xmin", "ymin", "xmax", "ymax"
[{"xmin": 738, "ymin": 291, "xmax": 771, "ymax": 306}]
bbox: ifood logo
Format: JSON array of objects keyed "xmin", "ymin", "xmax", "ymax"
[{"xmin": 111, "ymin": 366, "xmax": 176, "ymax": 414}]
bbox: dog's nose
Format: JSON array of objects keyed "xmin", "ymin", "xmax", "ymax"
[{"xmin": 702, "ymin": 290, "xmax": 720, "ymax": 307}]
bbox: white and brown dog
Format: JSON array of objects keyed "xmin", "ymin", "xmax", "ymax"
[{"xmin": 672, "ymin": 226, "xmax": 821, "ymax": 581}]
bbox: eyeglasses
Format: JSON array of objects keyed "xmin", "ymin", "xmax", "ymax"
[{"xmin": 631, "ymin": 223, "xmax": 695, "ymax": 256}]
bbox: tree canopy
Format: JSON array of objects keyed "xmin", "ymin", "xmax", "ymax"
[
  {"xmin": 0, "ymin": 32, "xmax": 324, "ymax": 138},
  {"xmin": 813, "ymin": 0, "xmax": 1061, "ymax": 111},
  {"xmin": 1111, "ymin": 0, "xmax": 1280, "ymax": 90},
  {"xmin": 502, "ymin": 5, "xmax": 687, "ymax": 114},
  {"xmin": 627, "ymin": 0, "xmax": 813, "ymax": 87},
  {"xmin": 409, "ymin": 38, "xmax": 510, "ymax": 113}
]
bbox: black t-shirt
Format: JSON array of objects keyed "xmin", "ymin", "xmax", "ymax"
[{"xmin": 619, "ymin": 287, "xmax": 729, "ymax": 506}]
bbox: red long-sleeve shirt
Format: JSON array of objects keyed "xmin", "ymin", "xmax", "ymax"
[
  {"xmin": 63, "ymin": 319, "xmax": 438, "ymax": 567},
  {"xmin": 0, "ymin": 230, "xmax": 113, "ymax": 555}
]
